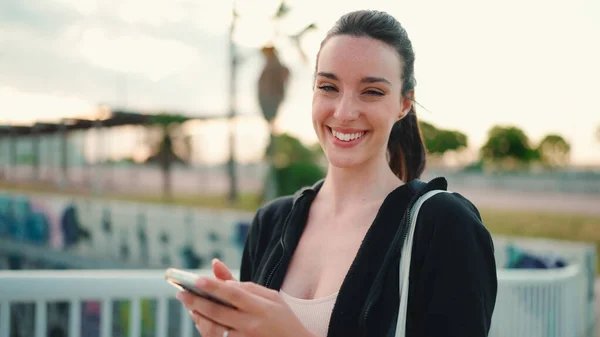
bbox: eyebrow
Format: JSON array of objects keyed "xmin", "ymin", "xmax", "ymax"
[{"xmin": 316, "ymin": 72, "xmax": 391, "ymax": 86}]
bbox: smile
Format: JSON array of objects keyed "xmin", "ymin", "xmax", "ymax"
[{"xmin": 328, "ymin": 127, "xmax": 368, "ymax": 143}]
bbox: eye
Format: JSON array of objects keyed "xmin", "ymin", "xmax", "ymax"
[
  {"xmin": 317, "ymin": 85, "xmax": 338, "ymax": 92},
  {"xmin": 364, "ymin": 89, "xmax": 385, "ymax": 96}
]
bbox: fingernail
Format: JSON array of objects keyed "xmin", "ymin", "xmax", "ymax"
[
  {"xmin": 176, "ymin": 292, "xmax": 183, "ymax": 300},
  {"xmin": 212, "ymin": 258, "xmax": 220, "ymax": 265}
]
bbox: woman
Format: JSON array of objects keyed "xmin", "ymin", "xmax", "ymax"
[{"xmin": 177, "ymin": 9, "xmax": 497, "ymax": 337}]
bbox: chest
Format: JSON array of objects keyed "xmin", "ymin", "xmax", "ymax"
[{"xmin": 280, "ymin": 207, "xmax": 380, "ymax": 299}]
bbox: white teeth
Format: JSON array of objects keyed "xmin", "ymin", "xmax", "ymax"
[{"xmin": 331, "ymin": 129, "xmax": 365, "ymax": 142}]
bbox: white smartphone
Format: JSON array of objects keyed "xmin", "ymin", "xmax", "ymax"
[{"xmin": 165, "ymin": 268, "xmax": 237, "ymax": 309}]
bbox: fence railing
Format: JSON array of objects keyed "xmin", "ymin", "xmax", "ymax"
[
  {"xmin": 493, "ymin": 235, "xmax": 598, "ymax": 336},
  {"xmin": 490, "ymin": 265, "xmax": 583, "ymax": 337},
  {"xmin": 0, "ymin": 265, "xmax": 592, "ymax": 337},
  {"xmin": 0, "ymin": 269, "xmax": 218, "ymax": 337}
]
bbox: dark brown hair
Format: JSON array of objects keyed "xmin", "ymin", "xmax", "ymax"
[{"xmin": 316, "ymin": 10, "xmax": 426, "ymax": 181}]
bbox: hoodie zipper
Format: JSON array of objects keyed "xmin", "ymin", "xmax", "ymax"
[
  {"xmin": 264, "ymin": 195, "xmax": 304, "ymax": 288},
  {"xmin": 264, "ymin": 181, "xmax": 324, "ymax": 288},
  {"xmin": 358, "ymin": 184, "xmax": 427, "ymax": 335}
]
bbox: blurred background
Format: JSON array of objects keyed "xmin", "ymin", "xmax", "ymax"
[{"xmin": 0, "ymin": 0, "xmax": 599, "ymax": 336}]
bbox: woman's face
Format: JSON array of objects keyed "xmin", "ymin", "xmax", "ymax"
[{"xmin": 312, "ymin": 35, "xmax": 411, "ymax": 171}]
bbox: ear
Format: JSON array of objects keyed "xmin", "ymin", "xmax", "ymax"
[{"xmin": 398, "ymin": 90, "xmax": 414, "ymax": 120}]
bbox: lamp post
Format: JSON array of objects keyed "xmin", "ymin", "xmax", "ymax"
[{"xmin": 227, "ymin": 1, "xmax": 239, "ymax": 206}]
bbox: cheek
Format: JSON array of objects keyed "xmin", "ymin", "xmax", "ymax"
[
  {"xmin": 366, "ymin": 105, "xmax": 400, "ymax": 136},
  {"xmin": 311, "ymin": 97, "xmax": 331, "ymax": 123},
  {"xmin": 380, "ymin": 102, "xmax": 402, "ymax": 128}
]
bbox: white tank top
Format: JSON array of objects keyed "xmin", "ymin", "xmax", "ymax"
[{"xmin": 279, "ymin": 290, "xmax": 339, "ymax": 337}]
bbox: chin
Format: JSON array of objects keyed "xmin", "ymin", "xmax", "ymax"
[{"xmin": 325, "ymin": 152, "xmax": 364, "ymax": 169}]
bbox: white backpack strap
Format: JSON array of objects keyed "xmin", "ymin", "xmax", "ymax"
[{"xmin": 395, "ymin": 190, "xmax": 450, "ymax": 337}]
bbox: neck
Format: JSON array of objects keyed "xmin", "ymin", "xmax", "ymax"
[{"xmin": 318, "ymin": 156, "xmax": 403, "ymax": 213}]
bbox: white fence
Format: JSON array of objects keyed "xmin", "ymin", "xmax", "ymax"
[
  {"xmin": 0, "ymin": 269, "xmax": 218, "ymax": 337},
  {"xmin": 0, "ymin": 265, "xmax": 594, "ymax": 337},
  {"xmin": 491, "ymin": 266, "xmax": 582, "ymax": 337},
  {"xmin": 493, "ymin": 236, "xmax": 598, "ymax": 336}
]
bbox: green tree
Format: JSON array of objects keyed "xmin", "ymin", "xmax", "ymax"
[
  {"xmin": 271, "ymin": 133, "xmax": 317, "ymax": 168},
  {"xmin": 309, "ymin": 142, "xmax": 325, "ymax": 162},
  {"xmin": 144, "ymin": 113, "xmax": 192, "ymax": 200},
  {"xmin": 480, "ymin": 126, "xmax": 538, "ymax": 168},
  {"xmin": 269, "ymin": 133, "xmax": 325, "ymax": 198},
  {"xmin": 537, "ymin": 134, "xmax": 571, "ymax": 168},
  {"xmin": 419, "ymin": 121, "xmax": 468, "ymax": 155},
  {"xmin": 257, "ymin": 1, "xmax": 317, "ymax": 200},
  {"xmin": 275, "ymin": 162, "xmax": 325, "ymax": 196}
]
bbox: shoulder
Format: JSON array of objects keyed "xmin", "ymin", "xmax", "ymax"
[
  {"xmin": 245, "ymin": 180, "xmax": 322, "ymax": 253},
  {"xmin": 252, "ymin": 178, "xmax": 324, "ymax": 230},
  {"xmin": 410, "ymin": 189, "xmax": 497, "ymax": 288},
  {"xmin": 405, "ymin": 185, "xmax": 498, "ymax": 334},
  {"xmin": 252, "ymin": 194, "xmax": 295, "ymax": 230},
  {"xmin": 414, "ymin": 189, "xmax": 495, "ymax": 257},
  {"xmin": 240, "ymin": 194, "xmax": 296, "ymax": 281},
  {"xmin": 421, "ymin": 191, "xmax": 484, "ymax": 227}
]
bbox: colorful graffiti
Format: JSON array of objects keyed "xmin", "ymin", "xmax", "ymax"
[
  {"xmin": 0, "ymin": 192, "xmax": 251, "ymax": 269},
  {"xmin": 1, "ymin": 191, "xmax": 252, "ymax": 337},
  {"xmin": 0, "ymin": 193, "xmax": 90, "ymax": 260}
]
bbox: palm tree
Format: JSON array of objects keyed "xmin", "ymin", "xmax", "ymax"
[
  {"xmin": 257, "ymin": 1, "xmax": 316, "ymax": 200},
  {"xmin": 258, "ymin": 46, "xmax": 290, "ymax": 126},
  {"xmin": 144, "ymin": 114, "xmax": 192, "ymax": 200}
]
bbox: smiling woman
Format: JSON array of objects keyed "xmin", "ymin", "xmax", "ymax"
[{"xmin": 176, "ymin": 9, "xmax": 497, "ymax": 337}]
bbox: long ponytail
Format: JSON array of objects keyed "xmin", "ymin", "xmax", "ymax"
[{"xmin": 387, "ymin": 106, "xmax": 426, "ymax": 181}]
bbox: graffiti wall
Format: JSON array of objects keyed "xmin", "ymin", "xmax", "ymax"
[
  {"xmin": 1, "ymin": 191, "xmax": 254, "ymax": 337},
  {"xmin": 0, "ymin": 191, "xmax": 253, "ymax": 271}
]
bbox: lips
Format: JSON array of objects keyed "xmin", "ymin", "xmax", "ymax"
[
  {"xmin": 327, "ymin": 126, "xmax": 368, "ymax": 146},
  {"xmin": 331, "ymin": 129, "xmax": 365, "ymax": 141}
]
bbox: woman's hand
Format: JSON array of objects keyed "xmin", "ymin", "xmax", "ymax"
[
  {"xmin": 212, "ymin": 258, "xmax": 236, "ymax": 282},
  {"xmin": 176, "ymin": 262, "xmax": 315, "ymax": 337}
]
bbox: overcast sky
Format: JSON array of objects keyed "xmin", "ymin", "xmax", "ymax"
[{"xmin": 1, "ymin": 0, "xmax": 599, "ymax": 165}]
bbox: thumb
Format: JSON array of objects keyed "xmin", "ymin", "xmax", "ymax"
[{"xmin": 212, "ymin": 258, "xmax": 236, "ymax": 281}]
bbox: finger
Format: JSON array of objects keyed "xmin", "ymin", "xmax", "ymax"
[
  {"xmin": 189, "ymin": 310, "xmax": 238, "ymax": 337},
  {"xmin": 212, "ymin": 258, "xmax": 236, "ymax": 281},
  {"xmin": 179, "ymin": 290, "xmax": 248, "ymax": 331},
  {"xmin": 194, "ymin": 277, "xmax": 269, "ymax": 313},
  {"xmin": 235, "ymin": 281, "xmax": 280, "ymax": 301}
]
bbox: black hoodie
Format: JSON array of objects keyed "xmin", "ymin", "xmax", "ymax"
[{"xmin": 239, "ymin": 177, "xmax": 497, "ymax": 337}]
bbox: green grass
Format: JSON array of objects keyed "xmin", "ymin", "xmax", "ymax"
[
  {"xmin": 480, "ymin": 208, "xmax": 600, "ymax": 273},
  {"xmin": 2, "ymin": 182, "xmax": 600, "ymax": 273},
  {"xmin": 0, "ymin": 182, "xmax": 262, "ymax": 211}
]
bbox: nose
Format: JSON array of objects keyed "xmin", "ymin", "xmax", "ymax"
[{"xmin": 332, "ymin": 92, "xmax": 359, "ymax": 122}]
